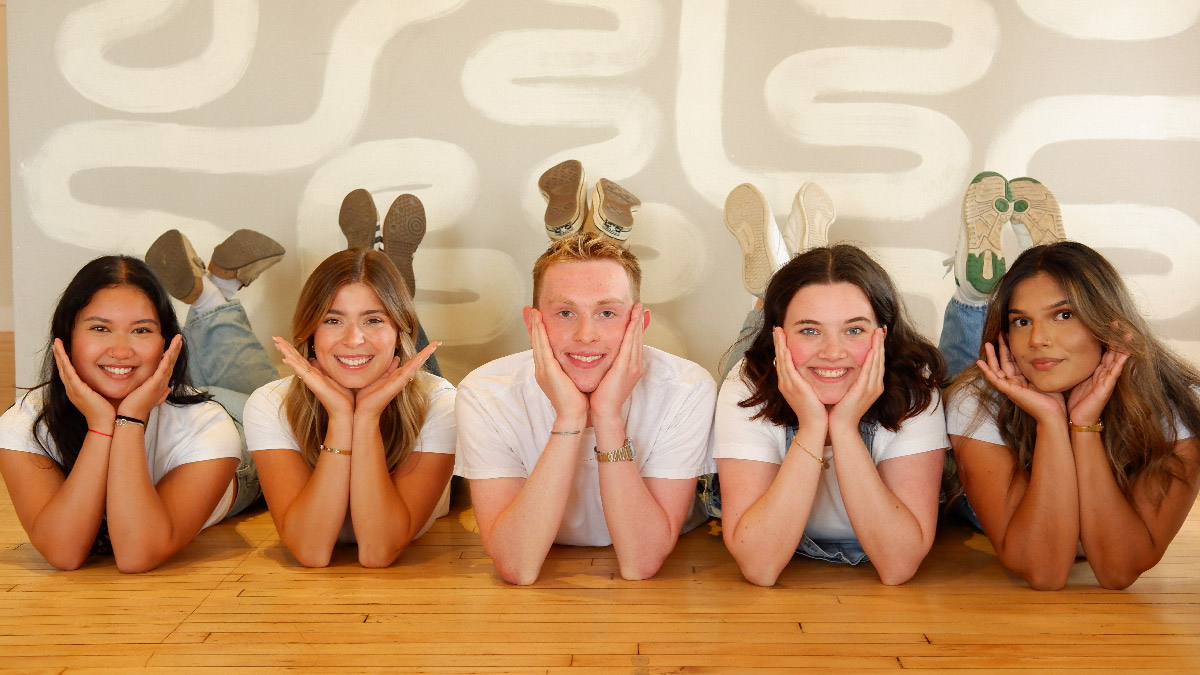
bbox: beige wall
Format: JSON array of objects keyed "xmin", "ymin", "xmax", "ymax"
[
  {"xmin": 6, "ymin": 3, "xmax": 1200, "ymax": 392},
  {"xmin": 1, "ymin": 2, "xmax": 11, "ymax": 332}
]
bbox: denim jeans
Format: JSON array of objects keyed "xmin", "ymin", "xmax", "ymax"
[
  {"xmin": 937, "ymin": 295, "xmax": 989, "ymax": 531},
  {"xmin": 182, "ymin": 300, "xmax": 276, "ymax": 517},
  {"xmin": 938, "ymin": 296, "xmax": 987, "ymax": 381},
  {"xmin": 718, "ymin": 309, "xmax": 764, "ymax": 382},
  {"xmin": 415, "ymin": 323, "xmax": 441, "ymax": 377}
]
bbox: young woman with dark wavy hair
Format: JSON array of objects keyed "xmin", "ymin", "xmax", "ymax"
[{"xmin": 712, "ymin": 244, "xmax": 949, "ymax": 585}]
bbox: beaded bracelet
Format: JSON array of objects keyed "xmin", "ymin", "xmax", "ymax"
[{"xmin": 320, "ymin": 444, "xmax": 352, "ymax": 455}]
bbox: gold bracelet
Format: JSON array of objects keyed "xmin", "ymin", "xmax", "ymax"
[
  {"xmin": 550, "ymin": 430, "xmax": 581, "ymax": 435},
  {"xmin": 1069, "ymin": 420, "xmax": 1104, "ymax": 433},
  {"xmin": 320, "ymin": 444, "xmax": 352, "ymax": 455},
  {"xmin": 792, "ymin": 438, "xmax": 829, "ymax": 469}
]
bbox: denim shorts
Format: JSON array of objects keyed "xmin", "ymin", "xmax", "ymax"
[{"xmin": 938, "ymin": 296, "xmax": 987, "ymax": 380}]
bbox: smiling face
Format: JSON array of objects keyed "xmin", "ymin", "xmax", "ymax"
[
  {"xmin": 311, "ymin": 282, "xmax": 399, "ymax": 392},
  {"xmin": 1005, "ymin": 272, "xmax": 1103, "ymax": 393},
  {"xmin": 781, "ymin": 282, "xmax": 879, "ymax": 406},
  {"xmin": 525, "ymin": 260, "xmax": 640, "ymax": 394},
  {"xmin": 69, "ymin": 285, "xmax": 166, "ymax": 407}
]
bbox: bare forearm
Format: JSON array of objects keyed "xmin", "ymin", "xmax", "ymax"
[
  {"xmin": 830, "ymin": 425, "xmax": 933, "ymax": 585},
  {"xmin": 996, "ymin": 420, "xmax": 1080, "ymax": 588},
  {"xmin": 274, "ymin": 418, "xmax": 354, "ymax": 567},
  {"xmin": 597, "ymin": 464, "xmax": 679, "ymax": 580},
  {"xmin": 1073, "ymin": 434, "xmax": 1157, "ymax": 588},
  {"xmin": 723, "ymin": 430, "xmax": 825, "ymax": 586},
  {"xmin": 349, "ymin": 416, "xmax": 414, "ymax": 567},
  {"xmin": 482, "ymin": 430, "xmax": 583, "ymax": 585},
  {"xmin": 105, "ymin": 427, "xmax": 179, "ymax": 570},
  {"xmin": 25, "ymin": 439, "xmax": 111, "ymax": 569}
]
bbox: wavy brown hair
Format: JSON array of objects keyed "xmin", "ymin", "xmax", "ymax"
[
  {"xmin": 283, "ymin": 249, "xmax": 431, "ymax": 470},
  {"xmin": 739, "ymin": 244, "xmax": 945, "ymax": 431},
  {"xmin": 948, "ymin": 241, "xmax": 1200, "ymax": 502}
]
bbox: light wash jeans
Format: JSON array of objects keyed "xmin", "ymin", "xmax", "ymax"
[
  {"xmin": 938, "ymin": 296, "xmax": 987, "ymax": 381},
  {"xmin": 937, "ymin": 294, "xmax": 989, "ymax": 533},
  {"xmin": 182, "ymin": 300, "xmax": 276, "ymax": 517}
]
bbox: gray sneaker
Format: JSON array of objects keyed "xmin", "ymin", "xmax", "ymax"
[
  {"xmin": 383, "ymin": 193, "xmax": 426, "ymax": 297},
  {"xmin": 590, "ymin": 178, "xmax": 640, "ymax": 242},
  {"xmin": 209, "ymin": 229, "xmax": 286, "ymax": 289},
  {"xmin": 339, "ymin": 188, "xmax": 380, "ymax": 250},
  {"xmin": 538, "ymin": 159, "xmax": 587, "ymax": 240},
  {"xmin": 145, "ymin": 230, "xmax": 206, "ymax": 303}
]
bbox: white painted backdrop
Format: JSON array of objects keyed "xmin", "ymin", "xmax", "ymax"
[{"xmin": 8, "ymin": 0, "xmax": 1200, "ymax": 393}]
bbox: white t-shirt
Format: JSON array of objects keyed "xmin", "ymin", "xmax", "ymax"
[
  {"xmin": 0, "ymin": 389, "xmax": 242, "ymax": 530},
  {"xmin": 945, "ymin": 386, "xmax": 1197, "ymax": 444},
  {"xmin": 242, "ymin": 372, "xmax": 457, "ymax": 540},
  {"xmin": 453, "ymin": 347, "xmax": 717, "ymax": 547},
  {"xmin": 713, "ymin": 361, "xmax": 949, "ymax": 542}
]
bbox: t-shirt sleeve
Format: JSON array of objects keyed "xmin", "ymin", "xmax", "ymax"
[
  {"xmin": 412, "ymin": 375, "xmax": 456, "ymax": 455},
  {"xmin": 638, "ymin": 365, "xmax": 719, "ymax": 479},
  {"xmin": 874, "ymin": 391, "xmax": 951, "ymax": 462},
  {"xmin": 243, "ymin": 378, "xmax": 302, "ymax": 452},
  {"xmin": 0, "ymin": 393, "xmax": 55, "ymax": 459},
  {"xmin": 945, "ymin": 386, "xmax": 1006, "ymax": 446},
  {"xmin": 712, "ymin": 368, "xmax": 786, "ymax": 464},
  {"xmin": 453, "ymin": 380, "xmax": 528, "ymax": 479},
  {"xmin": 160, "ymin": 401, "xmax": 242, "ymax": 472}
]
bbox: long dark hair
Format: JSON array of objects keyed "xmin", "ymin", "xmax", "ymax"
[
  {"xmin": 739, "ymin": 244, "xmax": 946, "ymax": 431},
  {"xmin": 29, "ymin": 255, "xmax": 208, "ymax": 554},
  {"xmin": 949, "ymin": 241, "xmax": 1200, "ymax": 502}
]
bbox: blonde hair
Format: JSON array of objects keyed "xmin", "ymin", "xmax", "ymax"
[
  {"xmin": 284, "ymin": 249, "xmax": 431, "ymax": 470},
  {"xmin": 531, "ymin": 232, "xmax": 642, "ymax": 306}
]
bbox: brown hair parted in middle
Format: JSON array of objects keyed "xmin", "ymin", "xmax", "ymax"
[
  {"xmin": 283, "ymin": 248, "xmax": 432, "ymax": 470},
  {"xmin": 949, "ymin": 240, "xmax": 1200, "ymax": 503},
  {"xmin": 530, "ymin": 232, "xmax": 642, "ymax": 306},
  {"xmin": 737, "ymin": 244, "xmax": 946, "ymax": 431}
]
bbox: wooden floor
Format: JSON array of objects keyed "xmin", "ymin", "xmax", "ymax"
[
  {"xmin": 0, "ymin": 485, "xmax": 1197, "ymax": 673},
  {"xmin": 1, "ymin": 333, "xmax": 1200, "ymax": 673}
]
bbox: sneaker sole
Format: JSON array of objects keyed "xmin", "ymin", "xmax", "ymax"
[
  {"xmin": 209, "ymin": 229, "xmax": 286, "ymax": 288},
  {"xmin": 145, "ymin": 229, "xmax": 205, "ymax": 303},
  {"xmin": 789, "ymin": 181, "xmax": 835, "ymax": 253},
  {"xmin": 724, "ymin": 183, "xmax": 776, "ymax": 297},
  {"xmin": 592, "ymin": 178, "xmax": 639, "ymax": 241},
  {"xmin": 383, "ymin": 193, "xmax": 426, "ymax": 296},
  {"xmin": 339, "ymin": 188, "xmax": 379, "ymax": 250},
  {"xmin": 539, "ymin": 159, "xmax": 586, "ymax": 239},
  {"xmin": 1009, "ymin": 177, "xmax": 1065, "ymax": 246},
  {"xmin": 962, "ymin": 171, "xmax": 1011, "ymax": 295}
]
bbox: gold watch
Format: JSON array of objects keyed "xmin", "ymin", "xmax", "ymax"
[{"xmin": 595, "ymin": 438, "xmax": 635, "ymax": 462}]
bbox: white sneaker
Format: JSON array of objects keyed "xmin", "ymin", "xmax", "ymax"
[
  {"xmin": 724, "ymin": 183, "xmax": 788, "ymax": 298},
  {"xmin": 784, "ymin": 182, "xmax": 836, "ymax": 254}
]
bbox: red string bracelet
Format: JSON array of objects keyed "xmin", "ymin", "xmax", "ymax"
[{"xmin": 88, "ymin": 429, "xmax": 114, "ymax": 438}]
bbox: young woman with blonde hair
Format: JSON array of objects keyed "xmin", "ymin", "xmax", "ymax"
[{"xmin": 244, "ymin": 248, "xmax": 454, "ymax": 568}]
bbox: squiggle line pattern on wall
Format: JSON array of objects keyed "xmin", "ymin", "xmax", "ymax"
[{"xmin": 56, "ymin": 0, "xmax": 259, "ymax": 113}]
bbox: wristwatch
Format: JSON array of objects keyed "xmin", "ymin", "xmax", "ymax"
[{"xmin": 595, "ymin": 438, "xmax": 636, "ymax": 462}]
